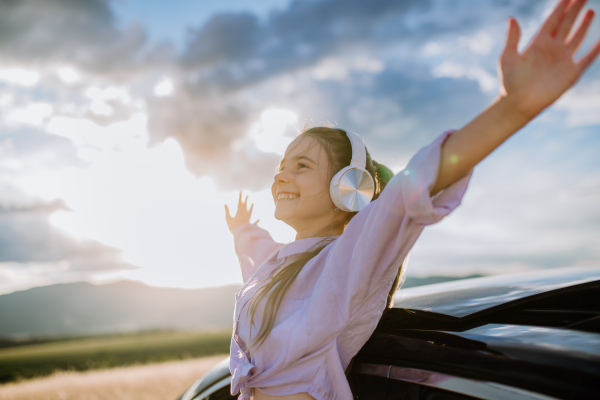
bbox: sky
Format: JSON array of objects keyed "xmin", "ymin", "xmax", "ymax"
[{"xmin": 0, "ymin": 0, "xmax": 599, "ymax": 295}]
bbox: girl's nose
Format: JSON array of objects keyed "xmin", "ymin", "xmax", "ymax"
[{"xmin": 274, "ymin": 170, "xmax": 290, "ymax": 183}]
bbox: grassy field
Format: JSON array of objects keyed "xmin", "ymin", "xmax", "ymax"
[
  {"xmin": 0, "ymin": 355, "xmax": 227, "ymax": 400},
  {"xmin": 0, "ymin": 330, "xmax": 232, "ymax": 383}
]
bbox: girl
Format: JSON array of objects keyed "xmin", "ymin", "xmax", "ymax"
[{"xmin": 224, "ymin": 1, "xmax": 600, "ymax": 399}]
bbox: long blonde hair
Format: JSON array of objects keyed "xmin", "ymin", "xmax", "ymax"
[{"xmin": 246, "ymin": 127, "xmax": 403, "ymax": 352}]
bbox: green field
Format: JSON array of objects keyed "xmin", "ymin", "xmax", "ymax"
[{"xmin": 0, "ymin": 330, "xmax": 231, "ymax": 383}]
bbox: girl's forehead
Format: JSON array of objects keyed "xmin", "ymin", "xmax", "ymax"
[{"xmin": 283, "ymin": 135, "xmax": 323, "ymax": 160}]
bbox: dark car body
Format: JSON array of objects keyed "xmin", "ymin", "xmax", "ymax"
[{"xmin": 178, "ymin": 266, "xmax": 600, "ymax": 400}]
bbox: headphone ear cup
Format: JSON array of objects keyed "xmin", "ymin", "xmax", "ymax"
[{"xmin": 330, "ymin": 167, "xmax": 374, "ymax": 212}]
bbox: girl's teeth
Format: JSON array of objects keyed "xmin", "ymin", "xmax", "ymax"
[{"xmin": 278, "ymin": 194, "xmax": 298, "ymax": 200}]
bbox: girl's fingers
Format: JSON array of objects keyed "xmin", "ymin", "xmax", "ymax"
[
  {"xmin": 238, "ymin": 191, "xmax": 243, "ymax": 205},
  {"xmin": 556, "ymin": 0, "xmax": 586, "ymax": 40},
  {"xmin": 567, "ymin": 9, "xmax": 595, "ymax": 55},
  {"xmin": 224, "ymin": 204, "xmax": 231, "ymax": 219},
  {"xmin": 249, "ymin": 203, "xmax": 254, "ymax": 215},
  {"xmin": 502, "ymin": 18, "xmax": 521, "ymax": 56},
  {"xmin": 541, "ymin": 0, "xmax": 570, "ymax": 35},
  {"xmin": 577, "ymin": 38, "xmax": 600, "ymax": 73}
]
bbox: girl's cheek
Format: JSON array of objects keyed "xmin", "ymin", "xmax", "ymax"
[{"xmin": 271, "ymin": 182, "xmax": 277, "ymax": 203}]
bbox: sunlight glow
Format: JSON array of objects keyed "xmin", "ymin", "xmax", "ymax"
[
  {"xmin": 40, "ymin": 113, "xmax": 248, "ymax": 289},
  {"xmin": 47, "ymin": 139, "xmax": 245, "ymax": 289}
]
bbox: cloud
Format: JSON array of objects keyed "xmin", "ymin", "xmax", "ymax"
[
  {"xmin": 0, "ymin": 190, "xmax": 137, "ymax": 294},
  {"xmin": 0, "ymin": 0, "xmax": 157, "ymax": 77},
  {"xmin": 144, "ymin": 0, "xmax": 551, "ymax": 188},
  {"xmin": 178, "ymin": 0, "xmax": 543, "ymax": 90},
  {"xmin": 554, "ymin": 78, "xmax": 600, "ymax": 127},
  {"xmin": 146, "ymin": 90, "xmax": 281, "ymax": 190},
  {"xmin": 0, "ymin": 0, "xmax": 599, "ymax": 294},
  {"xmin": 0, "ymin": 185, "xmax": 129, "ymax": 261},
  {"xmin": 408, "ymin": 122, "xmax": 600, "ymax": 277},
  {"xmin": 0, "ymin": 0, "xmax": 565, "ymax": 190}
]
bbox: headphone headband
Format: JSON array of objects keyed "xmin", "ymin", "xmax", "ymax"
[{"xmin": 346, "ymin": 132, "xmax": 367, "ymax": 169}]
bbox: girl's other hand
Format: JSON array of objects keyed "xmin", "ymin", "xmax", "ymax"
[
  {"xmin": 225, "ymin": 192, "xmax": 258, "ymax": 233},
  {"xmin": 500, "ymin": 0, "xmax": 600, "ymax": 119}
]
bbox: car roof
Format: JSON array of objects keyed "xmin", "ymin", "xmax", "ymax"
[
  {"xmin": 455, "ymin": 323, "xmax": 600, "ymax": 357},
  {"xmin": 393, "ymin": 265, "xmax": 600, "ymax": 317}
]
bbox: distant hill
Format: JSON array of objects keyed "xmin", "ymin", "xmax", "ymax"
[
  {"xmin": 0, "ymin": 281, "xmax": 240, "ymax": 338},
  {"xmin": 0, "ymin": 275, "xmax": 480, "ymax": 338}
]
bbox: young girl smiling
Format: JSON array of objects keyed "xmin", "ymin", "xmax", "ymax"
[{"xmin": 224, "ymin": 1, "xmax": 600, "ymax": 399}]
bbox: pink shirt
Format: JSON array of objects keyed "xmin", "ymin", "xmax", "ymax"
[{"xmin": 229, "ymin": 131, "xmax": 472, "ymax": 400}]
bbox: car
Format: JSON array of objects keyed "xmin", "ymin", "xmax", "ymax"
[{"xmin": 177, "ymin": 265, "xmax": 600, "ymax": 400}]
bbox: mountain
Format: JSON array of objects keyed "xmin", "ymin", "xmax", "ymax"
[
  {"xmin": 0, "ymin": 275, "xmax": 481, "ymax": 338},
  {"xmin": 0, "ymin": 281, "xmax": 240, "ymax": 338}
]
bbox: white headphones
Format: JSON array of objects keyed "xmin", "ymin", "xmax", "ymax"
[{"xmin": 329, "ymin": 132, "xmax": 375, "ymax": 212}]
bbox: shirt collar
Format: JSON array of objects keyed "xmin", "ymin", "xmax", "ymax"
[{"xmin": 276, "ymin": 235, "xmax": 339, "ymax": 260}]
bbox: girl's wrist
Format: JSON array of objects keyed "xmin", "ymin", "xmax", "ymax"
[{"xmin": 495, "ymin": 93, "xmax": 535, "ymax": 128}]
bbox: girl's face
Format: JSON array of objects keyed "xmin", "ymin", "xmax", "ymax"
[{"xmin": 271, "ymin": 135, "xmax": 344, "ymax": 238}]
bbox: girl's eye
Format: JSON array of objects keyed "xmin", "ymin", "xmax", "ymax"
[{"xmin": 298, "ymin": 163, "xmax": 308, "ymax": 169}]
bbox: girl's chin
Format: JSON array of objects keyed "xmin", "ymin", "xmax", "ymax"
[
  {"xmin": 274, "ymin": 204, "xmax": 298, "ymax": 222},
  {"xmin": 274, "ymin": 209, "xmax": 292, "ymax": 221}
]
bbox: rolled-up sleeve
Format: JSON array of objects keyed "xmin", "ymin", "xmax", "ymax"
[
  {"xmin": 395, "ymin": 129, "xmax": 471, "ymax": 225},
  {"xmin": 232, "ymin": 223, "xmax": 284, "ymax": 283},
  {"xmin": 325, "ymin": 130, "xmax": 472, "ymax": 323}
]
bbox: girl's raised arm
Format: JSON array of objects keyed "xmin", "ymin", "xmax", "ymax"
[
  {"xmin": 225, "ymin": 192, "xmax": 283, "ymax": 282},
  {"xmin": 431, "ymin": 0, "xmax": 600, "ymax": 195}
]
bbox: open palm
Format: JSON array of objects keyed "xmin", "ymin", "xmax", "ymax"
[
  {"xmin": 224, "ymin": 192, "xmax": 257, "ymax": 232},
  {"xmin": 500, "ymin": 0, "xmax": 600, "ymax": 118}
]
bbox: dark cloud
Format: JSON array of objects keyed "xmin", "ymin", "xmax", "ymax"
[
  {"xmin": 180, "ymin": 0, "xmax": 431, "ymax": 90},
  {"xmin": 179, "ymin": 0, "xmax": 543, "ymax": 90},
  {"xmin": 146, "ymin": 91, "xmax": 281, "ymax": 190},
  {"xmin": 146, "ymin": 0, "xmax": 550, "ymax": 188},
  {"xmin": 0, "ymin": 192, "xmax": 136, "ymax": 271},
  {"xmin": 0, "ymin": 0, "xmax": 158, "ymax": 77},
  {"xmin": 284, "ymin": 67, "xmax": 490, "ymax": 163}
]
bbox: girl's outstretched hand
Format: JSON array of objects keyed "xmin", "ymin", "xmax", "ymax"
[
  {"xmin": 225, "ymin": 192, "xmax": 258, "ymax": 233},
  {"xmin": 500, "ymin": 0, "xmax": 600, "ymax": 119}
]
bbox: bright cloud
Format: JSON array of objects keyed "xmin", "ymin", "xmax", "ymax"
[
  {"xmin": 0, "ymin": 68, "xmax": 40, "ymax": 86},
  {"xmin": 6, "ymin": 103, "xmax": 53, "ymax": 126},
  {"xmin": 248, "ymin": 109, "xmax": 297, "ymax": 155},
  {"xmin": 432, "ymin": 61, "xmax": 498, "ymax": 93},
  {"xmin": 57, "ymin": 67, "xmax": 80, "ymax": 84},
  {"xmin": 153, "ymin": 77, "xmax": 174, "ymax": 97}
]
